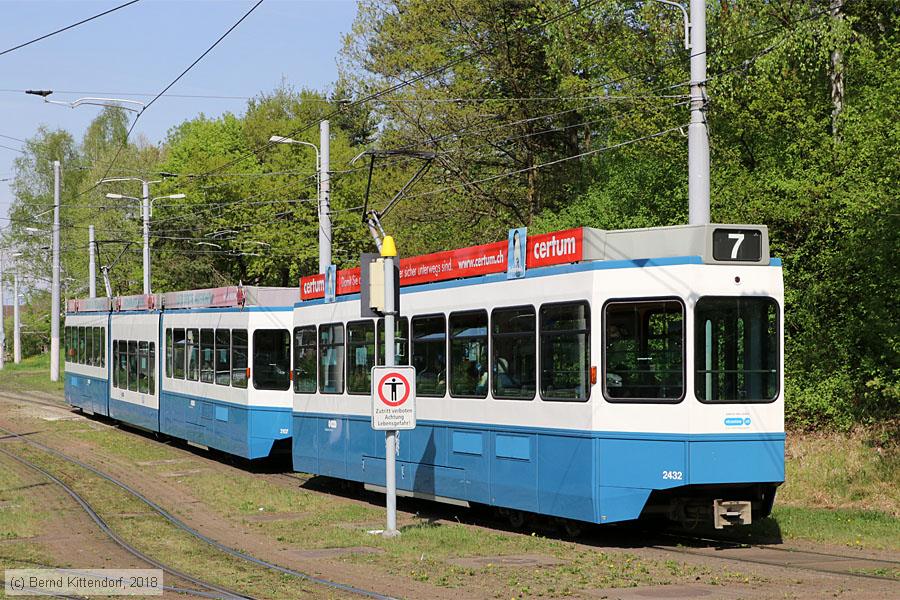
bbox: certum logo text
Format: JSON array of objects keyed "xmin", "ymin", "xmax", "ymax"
[{"xmin": 532, "ymin": 234, "xmax": 577, "ymax": 260}]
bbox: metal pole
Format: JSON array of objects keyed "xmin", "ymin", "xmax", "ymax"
[
  {"xmin": 688, "ymin": 0, "xmax": 709, "ymax": 225},
  {"xmin": 88, "ymin": 225, "xmax": 96, "ymax": 298},
  {"xmin": 383, "ymin": 248, "xmax": 399, "ymax": 537},
  {"xmin": 0, "ymin": 256, "xmax": 5, "ymax": 370},
  {"xmin": 50, "ymin": 160, "xmax": 61, "ymax": 380},
  {"xmin": 13, "ymin": 270, "xmax": 21, "ymax": 364},
  {"xmin": 88, "ymin": 225, "xmax": 97, "ymax": 298},
  {"xmin": 142, "ymin": 179, "xmax": 150, "ymax": 294},
  {"xmin": 319, "ymin": 120, "xmax": 332, "ymax": 273}
]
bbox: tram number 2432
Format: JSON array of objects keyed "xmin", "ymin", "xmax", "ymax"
[{"xmin": 662, "ymin": 470, "xmax": 684, "ymax": 481}]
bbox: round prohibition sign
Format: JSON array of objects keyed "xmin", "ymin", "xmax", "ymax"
[{"xmin": 377, "ymin": 372, "xmax": 411, "ymax": 407}]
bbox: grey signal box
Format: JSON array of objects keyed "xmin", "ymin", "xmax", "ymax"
[{"xmin": 359, "ymin": 253, "xmax": 400, "ymax": 317}]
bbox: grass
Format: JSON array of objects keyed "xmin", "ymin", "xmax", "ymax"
[
  {"xmin": 768, "ymin": 505, "xmax": 900, "ymax": 550},
  {"xmin": 0, "ymin": 454, "xmax": 44, "ymax": 541},
  {"xmin": 0, "ymin": 452, "xmax": 57, "ymax": 574},
  {"xmin": 781, "ymin": 426, "xmax": 899, "ymax": 516},
  {"xmin": 0, "ymin": 353, "xmax": 64, "ymax": 395}
]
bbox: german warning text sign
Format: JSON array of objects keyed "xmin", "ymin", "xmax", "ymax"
[{"xmin": 371, "ymin": 366, "xmax": 416, "ymax": 430}]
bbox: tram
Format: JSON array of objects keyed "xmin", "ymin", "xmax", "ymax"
[
  {"xmin": 64, "ymin": 286, "xmax": 296, "ymax": 459},
  {"xmin": 290, "ymin": 224, "xmax": 784, "ymax": 527}
]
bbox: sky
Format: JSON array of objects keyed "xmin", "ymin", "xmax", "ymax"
[{"xmin": 0, "ymin": 0, "xmax": 359, "ymax": 221}]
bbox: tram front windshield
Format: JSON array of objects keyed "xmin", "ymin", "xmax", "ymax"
[{"xmin": 694, "ymin": 296, "xmax": 779, "ymax": 402}]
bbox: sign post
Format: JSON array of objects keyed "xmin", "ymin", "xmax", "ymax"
[{"xmin": 370, "ymin": 236, "xmax": 415, "ymax": 538}]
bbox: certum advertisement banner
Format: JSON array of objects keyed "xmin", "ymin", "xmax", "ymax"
[
  {"xmin": 371, "ymin": 366, "xmax": 416, "ymax": 431},
  {"xmin": 300, "ymin": 227, "xmax": 584, "ymax": 300}
]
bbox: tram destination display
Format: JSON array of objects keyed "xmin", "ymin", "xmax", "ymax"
[{"xmin": 712, "ymin": 228, "xmax": 763, "ymax": 262}]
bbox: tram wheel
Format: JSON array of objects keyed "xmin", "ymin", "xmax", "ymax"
[
  {"xmin": 507, "ymin": 510, "xmax": 526, "ymax": 530},
  {"xmin": 558, "ymin": 518, "xmax": 583, "ymax": 539}
]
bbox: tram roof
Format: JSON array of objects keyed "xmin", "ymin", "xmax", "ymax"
[
  {"xmin": 298, "ymin": 223, "xmax": 770, "ymax": 301},
  {"xmin": 66, "ymin": 223, "xmax": 770, "ymax": 312},
  {"xmin": 66, "ymin": 285, "xmax": 297, "ymax": 313}
]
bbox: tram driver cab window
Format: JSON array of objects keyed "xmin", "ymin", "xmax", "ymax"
[
  {"xmin": 253, "ymin": 329, "xmax": 290, "ymax": 391},
  {"xmin": 695, "ymin": 296, "xmax": 779, "ymax": 403}
]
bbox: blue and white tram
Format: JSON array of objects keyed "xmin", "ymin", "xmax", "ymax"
[
  {"xmin": 291, "ymin": 224, "xmax": 784, "ymax": 527},
  {"xmin": 65, "ymin": 287, "xmax": 297, "ymax": 460},
  {"xmin": 158, "ymin": 287, "xmax": 296, "ymax": 458}
]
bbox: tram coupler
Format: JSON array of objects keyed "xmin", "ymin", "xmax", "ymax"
[{"xmin": 713, "ymin": 499, "xmax": 752, "ymax": 528}]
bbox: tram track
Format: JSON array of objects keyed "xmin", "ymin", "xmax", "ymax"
[
  {"xmin": 642, "ymin": 530, "xmax": 900, "ymax": 582},
  {"xmin": 0, "ymin": 421, "xmax": 397, "ymax": 600},
  {"xmin": 0, "ymin": 446, "xmax": 254, "ymax": 600},
  {"xmin": 2, "ymin": 389, "xmax": 897, "ymax": 590}
]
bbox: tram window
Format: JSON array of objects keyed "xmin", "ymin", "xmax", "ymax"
[
  {"xmin": 293, "ymin": 326, "xmax": 316, "ymax": 393},
  {"xmin": 78, "ymin": 326, "xmax": 86, "ymax": 364},
  {"xmin": 604, "ymin": 300, "xmax": 684, "ymax": 402},
  {"xmin": 540, "ymin": 302, "xmax": 590, "ymax": 401},
  {"xmin": 449, "ymin": 311, "xmax": 488, "ymax": 398},
  {"xmin": 412, "ymin": 315, "xmax": 446, "ymax": 397},
  {"xmin": 695, "ymin": 297, "xmax": 779, "ymax": 403},
  {"xmin": 492, "ymin": 306, "xmax": 536, "ymax": 400},
  {"xmin": 200, "ymin": 329, "xmax": 214, "ymax": 383},
  {"xmin": 347, "ymin": 321, "xmax": 375, "ymax": 395},
  {"xmin": 232, "ymin": 329, "xmax": 248, "ymax": 388},
  {"xmin": 127, "ymin": 341, "xmax": 138, "ymax": 392},
  {"xmin": 252, "ymin": 329, "xmax": 290, "ymax": 391},
  {"xmin": 215, "ymin": 329, "xmax": 231, "ymax": 386},
  {"xmin": 64, "ymin": 327, "xmax": 70, "ymax": 362},
  {"xmin": 138, "ymin": 341, "xmax": 149, "ymax": 393},
  {"xmin": 94, "ymin": 327, "xmax": 103, "ymax": 367},
  {"xmin": 172, "ymin": 328, "xmax": 186, "ymax": 379},
  {"xmin": 319, "ymin": 324, "xmax": 344, "ymax": 394},
  {"xmin": 99, "ymin": 328, "xmax": 105, "ymax": 368},
  {"xmin": 186, "ymin": 329, "xmax": 199, "ymax": 381},
  {"xmin": 86, "ymin": 328, "xmax": 93, "ymax": 366},
  {"xmin": 117, "ymin": 341, "xmax": 127, "ymax": 389},
  {"xmin": 376, "ymin": 317, "xmax": 409, "ymax": 365},
  {"xmin": 165, "ymin": 329, "xmax": 173, "ymax": 378},
  {"xmin": 149, "ymin": 343, "xmax": 156, "ymax": 395},
  {"xmin": 112, "ymin": 340, "xmax": 119, "ymax": 388}
]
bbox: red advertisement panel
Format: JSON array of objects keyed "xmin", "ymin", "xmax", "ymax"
[
  {"xmin": 337, "ymin": 267, "xmax": 361, "ymax": 295},
  {"xmin": 300, "ymin": 274, "xmax": 325, "ymax": 300},
  {"xmin": 399, "ymin": 240, "xmax": 507, "ymax": 286},
  {"xmin": 299, "ymin": 228, "xmax": 584, "ymax": 301},
  {"xmin": 527, "ymin": 228, "xmax": 583, "ymax": 268}
]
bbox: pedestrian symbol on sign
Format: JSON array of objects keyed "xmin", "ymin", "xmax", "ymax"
[{"xmin": 387, "ymin": 377, "xmax": 401, "ymax": 403}]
